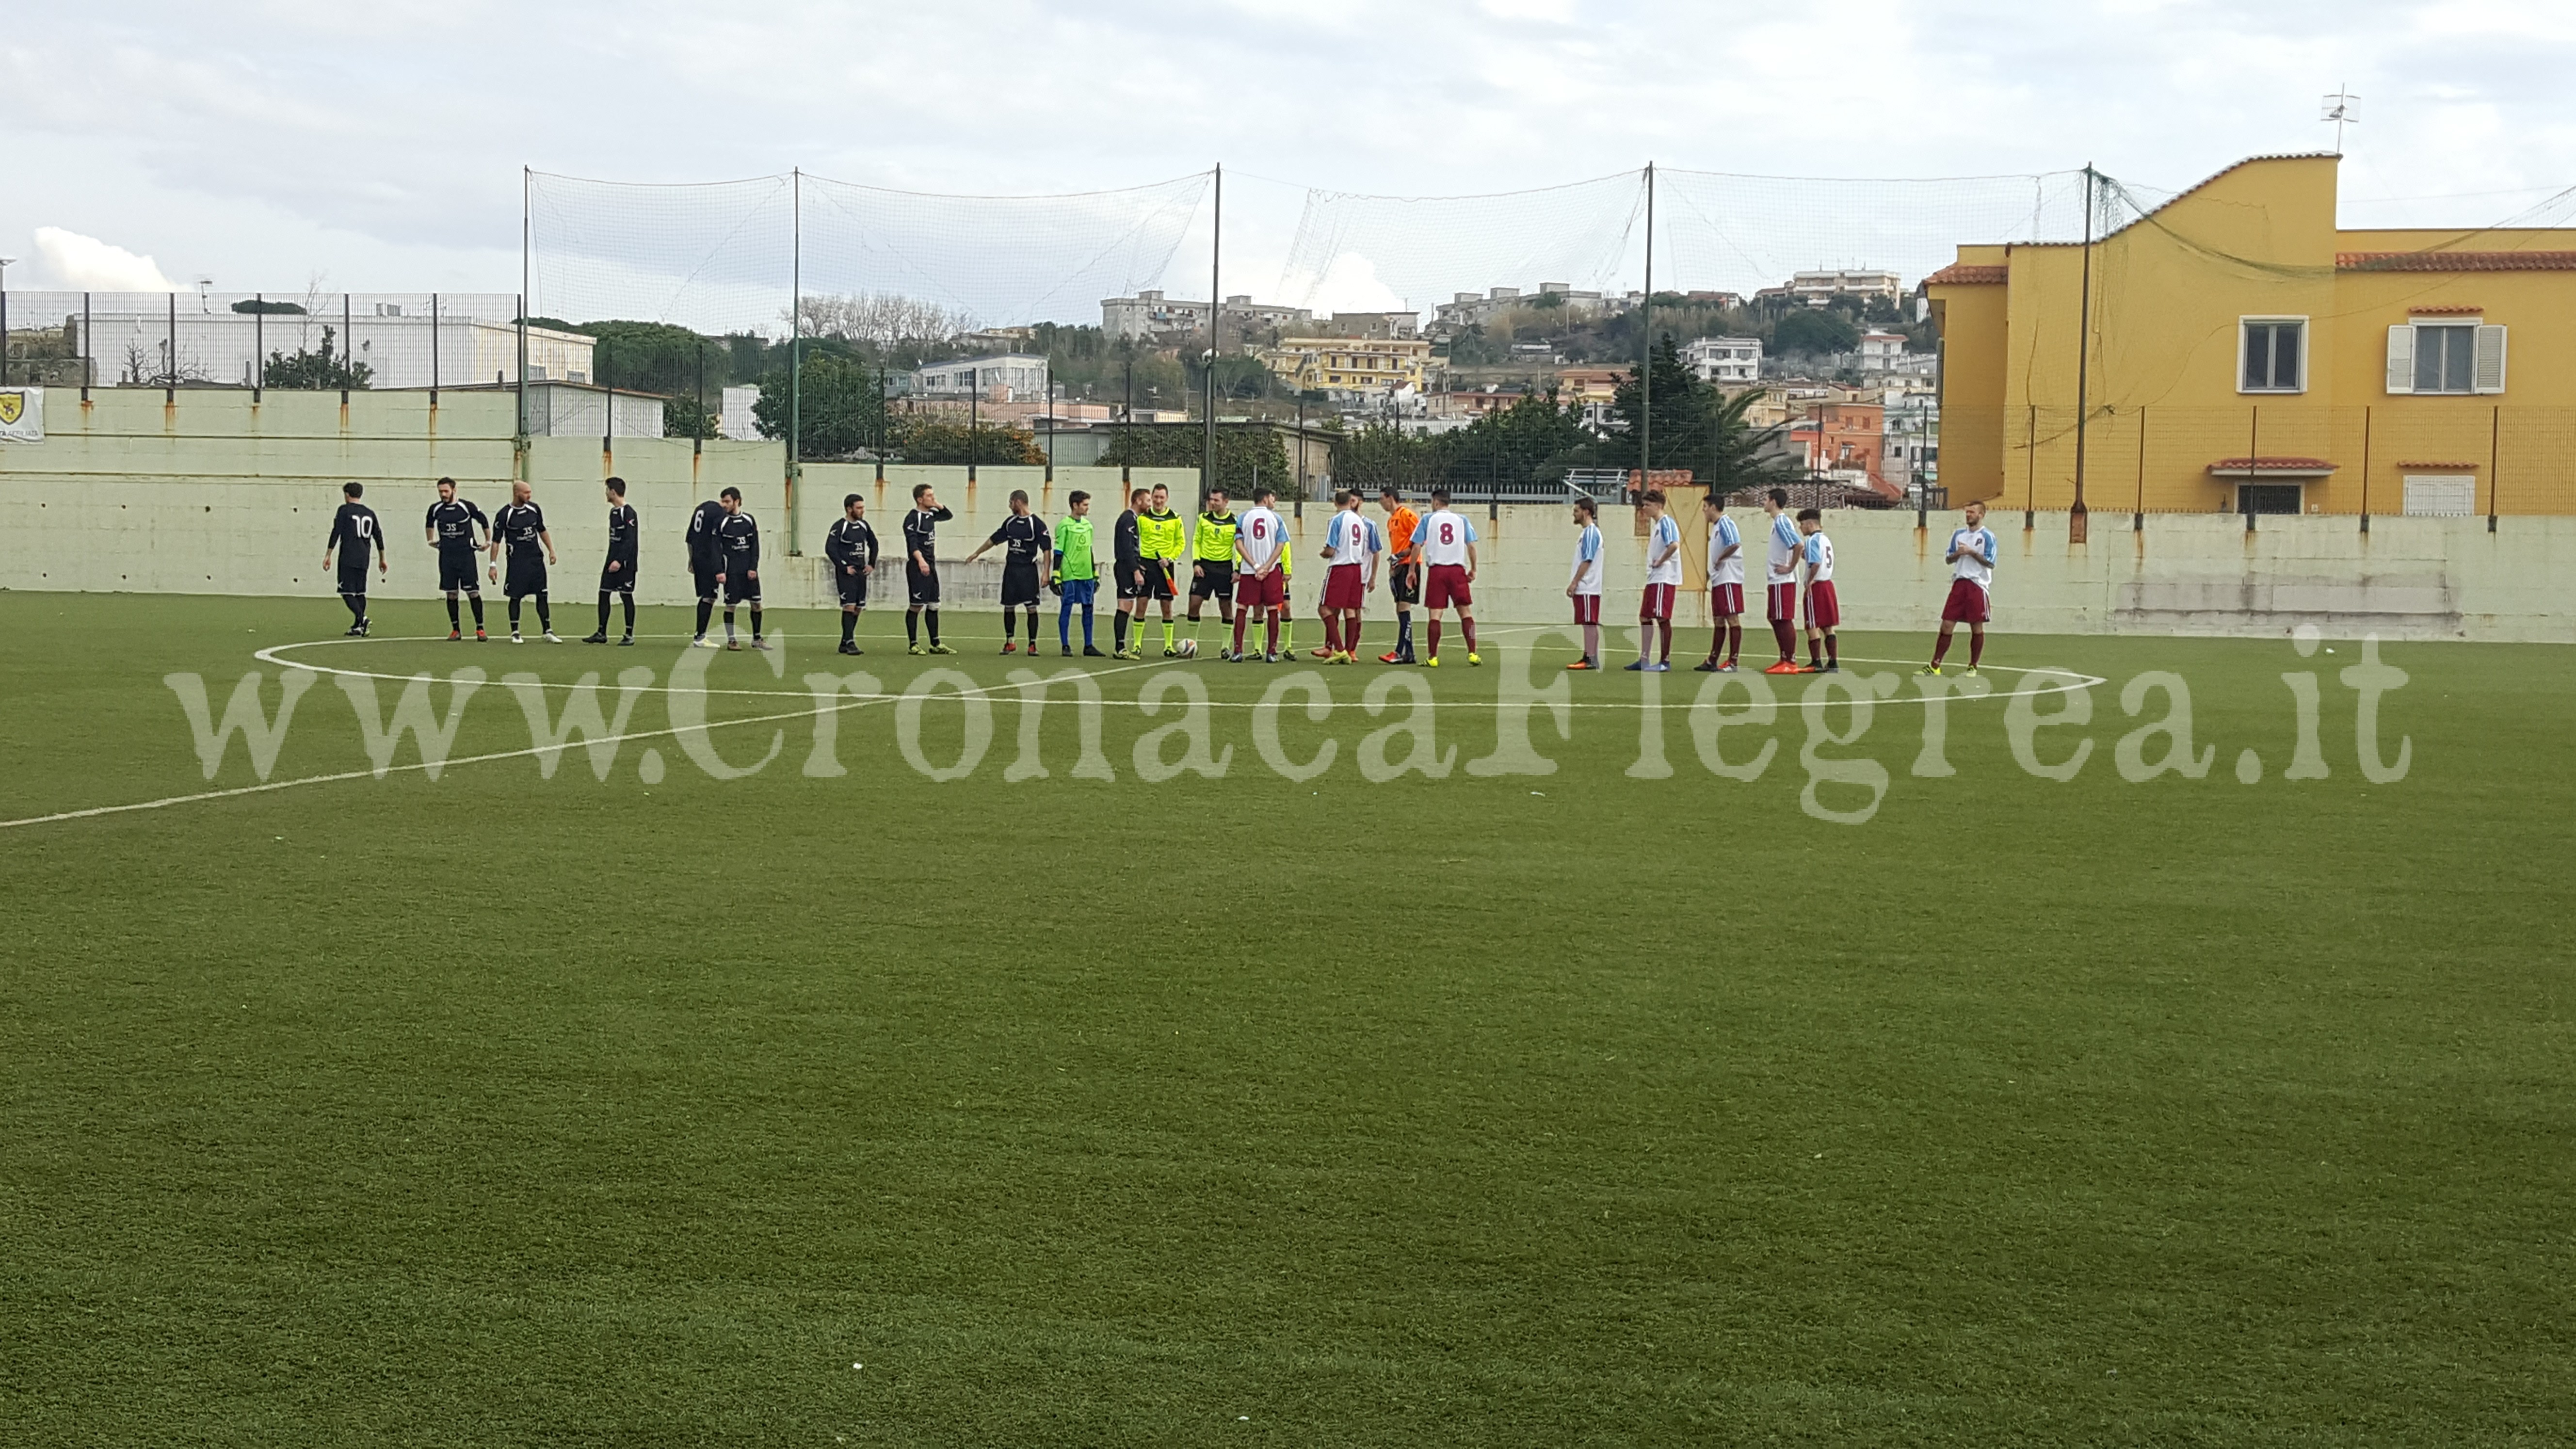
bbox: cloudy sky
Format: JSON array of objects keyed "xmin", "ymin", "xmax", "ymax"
[{"xmin": 7, "ymin": 0, "xmax": 2574, "ymax": 321}]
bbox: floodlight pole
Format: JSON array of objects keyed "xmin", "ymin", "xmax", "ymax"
[
  {"xmin": 1044, "ymin": 357, "xmax": 1055, "ymax": 484},
  {"xmin": 1122, "ymin": 358, "xmax": 1133, "ymax": 484},
  {"xmin": 517, "ymin": 167, "xmax": 531, "ymax": 478},
  {"xmin": 2071, "ymin": 163, "xmax": 2096, "ymax": 544}
]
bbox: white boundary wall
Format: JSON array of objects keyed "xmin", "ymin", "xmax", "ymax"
[{"xmin": 3, "ymin": 391, "xmax": 2570, "ymax": 640}]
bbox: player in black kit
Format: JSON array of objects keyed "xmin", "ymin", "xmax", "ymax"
[
  {"xmin": 903, "ymin": 482, "xmax": 956, "ymax": 655},
  {"xmin": 423, "ymin": 476, "xmax": 490, "ymax": 640},
  {"xmin": 824, "ymin": 493, "xmax": 879, "ymax": 656},
  {"xmin": 585, "ymin": 475, "xmax": 639, "ymax": 645},
  {"xmin": 322, "ymin": 481, "xmax": 387, "ymax": 636},
  {"xmin": 712, "ymin": 486, "xmax": 765, "ymax": 650},
  {"xmin": 964, "ymin": 488, "xmax": 1049, "ymax": 654},
  {"xmin": 487, "ymin": 480, "xmax": 561, "ymax": 643},
  {"xmin": 685, "ymin": 493, "xmax": 727, "ymax": 647}
]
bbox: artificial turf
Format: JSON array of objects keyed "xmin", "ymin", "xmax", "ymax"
[{"xmin": 2, "ymin": 591, "xmax": 2569, "ymax": 1446}]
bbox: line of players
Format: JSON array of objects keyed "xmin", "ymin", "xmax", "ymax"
[
  {"xmin": 1572, "ymin": 486, "xmax": 2000, "ymax": 676},
  {"xmin": 321, "ymin": 474, "xmax": 1998, "ymax": 674}
]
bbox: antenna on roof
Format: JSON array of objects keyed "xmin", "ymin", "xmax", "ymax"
[{"xmin": 2321, "ymin": 85, "xmax": 2360, "ymax": 157}]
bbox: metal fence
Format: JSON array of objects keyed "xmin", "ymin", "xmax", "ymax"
[{"xmin": 0, "ymin": 290, "xmax": 526, "ymax": 394}]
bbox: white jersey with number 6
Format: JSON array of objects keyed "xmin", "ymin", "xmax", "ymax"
[
  {"xmin": 1237, "ymin": 505, "xmax": 1286, "ymax": 572},
  {"xmin": 1417, "ymin": 509, "xmax": 1477, "ymax": 567}
]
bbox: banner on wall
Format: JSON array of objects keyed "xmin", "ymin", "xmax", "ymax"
[{"xmin": 0, "ymin": 387, "xmax": 42, "ymax": 443}]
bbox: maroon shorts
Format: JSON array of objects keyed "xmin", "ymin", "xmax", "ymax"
[
  {"xmin": 1942, "ymin": 577, "xmax": 1990, "ymax": 624},
  {"xmin": 1425, "ymin": 563, "xmax": 1472, "ymax": 611},
  {"xmin": 1323, "ymin": 562, "xmax": 1366, "ymax": 611},
  {"xmin": 1710, "ymin": 582, "xmax": 1744, "ymax": 617},
  {"xmin": 1639, "ymin": 582, "xmax": 1677, "ymax": 622},
  {"xmin": 1805, "ymin": 580, "xmax": 1841, "ymax": 629},
  {"xmin": 1571, "ymin": 593, "xmax": 1602, "ymax": 625},
  {"xmin": 1237, "ymin": 567, "xmax": 1285, "ymax": 609},
  {"xmin": 1766, "ymin": 580, "xmax": 1798, "ymax": 622}
]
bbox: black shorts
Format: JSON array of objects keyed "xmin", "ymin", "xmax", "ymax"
[
  {"xmin": 1389, "ymin": 562, "xmax": 1421, "ymax": 605},
  {"xmin": 600, "ymin": 559, "xmax": 636, "ymax": 594},
  {"xmin": 504, "ymin": 554, "xmax": 548, "ymax": 599},
  {"xmin": 1188, "ymin": 559, "xmax": 1234, "ymax": 601},
  {"xmin": 1114, "ymin": 559, "xmax": 1152, "ymax": 600},
  {"xmin": 835, "ymin": 566, "xmax": 869, "ymax": 608},
  {"xmin": 907, "ymin": 560, "xmax": 940, "ymax": 606},
  {"xmin": 722, "ymin": 566, "xmax": 760, "ymax": 604},
  {"xmin": 693, "ymin": 559, "xmax": 721, "ymax": 601},
  {"xmin": 1144, "ymin": 558, "xmax": 1176, "ymax": 600},
  {"xmin": 1001, "ymin": 560, "xmax": 1043, "ymax": 608},
  {"xmin": 437, "ymin": 548, "xmax": 480, "ymax": 593},
  {"xmin": 337, "ymin": 560, "xmax": 371, "ymax": 598}
]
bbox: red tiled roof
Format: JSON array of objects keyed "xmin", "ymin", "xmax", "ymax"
[
  {"xmin": 1924, "ymin": 263, "xmax": 2008, "ymax": 286},
  {"xmin": 2405, "ymin": 304, "xmax": 2485, "ymax": 314},
  {"xmin": 2339, "ymin": 251, "xmax": 2576, "ymax": 272},
  {"xmin": 2392, "ymin": 460, "xmax": 2482, "ymax": 470},
  {"xmin": 2207, "ymin": 456, "xmax": 2337, "ymax": 475}
]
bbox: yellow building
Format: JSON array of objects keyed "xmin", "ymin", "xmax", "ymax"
[
  {"xmin": 1927, "ymin": 152, "xmax": 2576, "ymax": 517},
  {"xmin": 1255, "ymin": 337, "xmax": 1431, "ymax": 393}
]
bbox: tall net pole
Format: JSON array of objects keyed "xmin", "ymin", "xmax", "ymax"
[
  {"xmin": 518, "ymin": 168, "xmax": 531, "ymax": 465},
  {"xmin": 1205, "ymin": 163, "xmax": 1221, "ymax": 499},
  {"xmin": 789, "ymin": 168, "xmax": 803, "ymax": 549},
  {"xmin": 1641, "ymin": 161, "xmax": 1655, "ymax": 489},
  {"xmin": 2072, "ymin": 164, "xmax": 2096, "ymax": 543}
]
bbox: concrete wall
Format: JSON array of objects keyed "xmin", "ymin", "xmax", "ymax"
[{"xmin": 5, "ymin": 390, "xmax": 2570, "ymax": 639}]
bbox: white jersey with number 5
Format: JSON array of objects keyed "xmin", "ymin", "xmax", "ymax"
[
  {"xmin": 1417, "ymin": 509, "xmax": 1477, "ymax": 566},
  {"xmin": 1802, "ymin": 530, "xmax": 1835, "ymax": 583},
  {"xmin": 1237, "ymin": 505, "xmax": 1286, "ymax": 572}
]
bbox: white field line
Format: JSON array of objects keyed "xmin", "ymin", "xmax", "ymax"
[
  {"xmin": 0, "ymin": 636, "xmax": 2103, "ymax": 833},
  {"xmin": 251, "ymin": 636, "xmax": 2107, "ymax": 711},
  {"xmin": 0, "ymin": 650, "xmax": 1179, "ymax": 832}
]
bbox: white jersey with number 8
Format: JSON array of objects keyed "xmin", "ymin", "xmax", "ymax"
[{"xmin": 1417, "ymin": 509, "xmax": 1477, "ymax": 567}]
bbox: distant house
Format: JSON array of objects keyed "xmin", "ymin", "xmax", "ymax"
[
  {"xmin": 1101, "ymin": 290, "xmax": 1312, "ymax": 342},
  {"xmin": 1680, "ymin": 336, "xmax": 1762, "ymax": 385},
  {"xmin": 1254, "ymin": 337, "xmax": 1433, "ymax": 394},
  {"xmin": 911, "ymin": 353, "xmax": 1049, "ymax": 401}
]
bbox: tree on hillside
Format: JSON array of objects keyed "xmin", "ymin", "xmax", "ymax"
[
  {"xmin": 891, "ymin": 417, "xmax": 1045, "ymax": 467},
  {"xmin": 751, "ymin": 351, "xmax": 890, "ymax": 457},
  {"xmin": 1773, "ymin": 308, "xmax": 1860, "ymax": 357},
  {"xmin": 1604, "ymin": 336, "xmax": 1794, "ymax": 494},
  {"xmin": 261, "ymin": 326, "xmax": 369, "ymax": 389},
  {"xmin": 1098, "ymin": 424, "xmax": 1292, "ymax": 495}
]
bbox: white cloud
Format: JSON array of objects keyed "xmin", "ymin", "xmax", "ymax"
[{"xmin": 29, "ymin": 227, "xmax": 179, "ymax": 291}]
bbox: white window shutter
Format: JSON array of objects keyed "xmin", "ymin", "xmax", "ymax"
[
  {"xmin": 2474, "ymin": 324, "xmax": 2508, "ymax": 394},
  {"xmin": 2385, "ymin": 325, "xmax": 2415, "ymax": 394}
]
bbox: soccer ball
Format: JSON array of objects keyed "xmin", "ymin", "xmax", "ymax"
[{"xmin": 1177, "ymin": 638, "xmax": 1198, "ymax": 658}]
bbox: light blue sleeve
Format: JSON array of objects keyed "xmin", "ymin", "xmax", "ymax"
[
  {"xmin": 1464, "ymin": 519, "xmax": 1481, "ymax": 544},
  {"xmin": 1579, "ymin": 527, "xmax": 1600, "ymax": 562},
  {"xmin": 1803, "ymin": 534, "xmax": 1822, "ymax": 564},
  {"xmin": 1720, "ymin": 517, "xmax": 1739, "ymax": 547},
  {"xmin": 1369, "ymin": 520, "xmax": 1382, "ymax": 550}
]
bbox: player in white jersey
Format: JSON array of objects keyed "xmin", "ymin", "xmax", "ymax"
[
  {"xmin": 1314, "ymin": 490, "xmax": 1382, "ymax": 663},
  {"xmin": 1564, "ymin": 496, "xmax": 1605, "ymax": 670},
  {"xmin": 1230, "ymin": 486, "xmax": 1289, "ymax": 661},
  {"xmin": 1921, "ymin": 498, "xmax": 1999, "ymax": 676},
  {"xmin": 1695, "ymin": 494, "xmax": 1745, "ymax": 672},
  {"xmin": 1795, "ymin": 508, "xmax": 1841, "ymax": 673},
  {"xmin": 1759, "ymin": 487, "xmax": 1810, "ymax": 674},
  {"xmin": 1626, "ymin": 488, "xmax": 1682, "ymax": 672},
  {"xmin": 1414, "ymin": 488, "xmax": 1480, "ymax": 666}
]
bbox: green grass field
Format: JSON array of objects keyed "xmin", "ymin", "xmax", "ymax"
[{"xmin": 3, "ymin": 591, "xmax": 2569, "ymax": 1446}]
